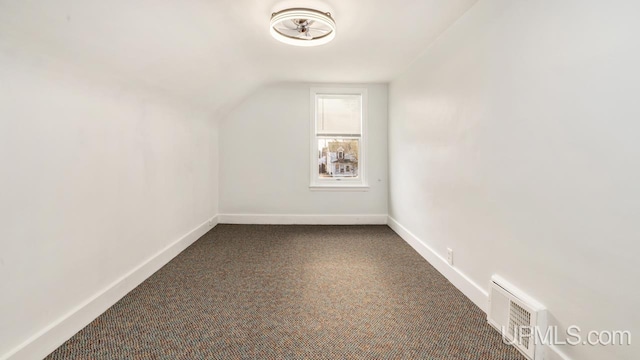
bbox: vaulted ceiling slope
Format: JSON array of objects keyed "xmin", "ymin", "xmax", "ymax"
[{"xmin": 0, "ymin": 0, "xmax": 477, "ymax": 117}]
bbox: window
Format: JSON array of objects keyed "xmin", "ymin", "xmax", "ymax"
[{"xmin": 310, "ymin": 87, "xmax": 368, "ymax": 190}]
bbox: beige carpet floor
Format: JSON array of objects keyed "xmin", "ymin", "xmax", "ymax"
[{"xmin": 47, "ymin": 224, "xmax": 523, "ymax": 359}]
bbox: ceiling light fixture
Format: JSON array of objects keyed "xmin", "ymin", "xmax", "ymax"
[{"xmin": 270, "ymin": 8, "xmax": 336, "ymax": 47}]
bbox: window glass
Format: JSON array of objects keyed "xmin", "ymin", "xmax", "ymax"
[{"xmin": 317, "ymin": 138, "xmax": 359, "ymax": 178}]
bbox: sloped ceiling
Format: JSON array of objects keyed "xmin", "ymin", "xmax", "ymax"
[{"xmin": 0, "ymin": 0, "xmax": 477, "ymax": 117}]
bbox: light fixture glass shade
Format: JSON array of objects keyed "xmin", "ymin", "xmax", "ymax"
[{"xmin": 270, "ymin": 8, "xmax": 336, "ymax": 47}]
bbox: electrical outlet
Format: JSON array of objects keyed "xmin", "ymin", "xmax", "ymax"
[{"xmin": 447, "ymin": 248, "xmax": 454, "ymax": 266}]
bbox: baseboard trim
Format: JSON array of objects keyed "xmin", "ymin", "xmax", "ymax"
[
  {"xmin": 545, "ymin": 345, "xmax": 573, "ymax": 360},
  {"xmin": 218, "ymin": 214, "xmax": 388, "ymax": 225},
  {"xmin": 6, "ymin": 214, "xmax": 571, "ymax": 360},
  {"xmin": 3, "ymin": 215, "xmax": 218, "ymax": 360},
  {"xmin": 386, "ymin": 216, "xmax": 488, "ymax": 312}
]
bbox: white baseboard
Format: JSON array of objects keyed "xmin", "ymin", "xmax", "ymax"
[
  {"xmin": 218, "ymin": 214, "xmax": 388, "ymax": 225},
  {"xmin": 3, "ymin": 215, "xmax": 218, "ymax": 360},
  {"xmin": 5, "ymin": 214, "xmax": 570, "ymax": 360},
  {"xmin": 387, "ymin": 216, "xmax": 488, "ymax": 312},
  {"xmin": 544, "ymin": 345, "xmax": 573, "ymax": 360}
]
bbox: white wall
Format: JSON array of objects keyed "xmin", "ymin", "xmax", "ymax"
[
  {"xmin": 219, "ymin": 83, "xmax": 388, "ymax": 219},
  {"xmin": 0, "ymin": 47, "xmax": 219, "ymax": 358},
  {"xmin": 388, "ymin": 1, "xmax": 639, "ymax": 359}
]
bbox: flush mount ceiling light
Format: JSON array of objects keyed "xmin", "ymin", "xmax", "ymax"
[{"xmin": 270, "ymin": 8, "xmax": 336, "ymax": 47}]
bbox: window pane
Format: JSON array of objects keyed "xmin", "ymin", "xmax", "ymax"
[
  {"xmin": 316, "ymin": 95, "xmax": 361, "ymax": 135},
  {"xmin": 317, "ymin": 138, "xmax": 359, "ymax": 178}
]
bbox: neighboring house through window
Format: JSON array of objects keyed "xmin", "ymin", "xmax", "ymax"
[{"xmin": 310, "ymin": 87, "xmax": 368, "ymax": 190}]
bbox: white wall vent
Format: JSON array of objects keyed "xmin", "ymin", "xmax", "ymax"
[{"xmin": 487, "ymin": 275, "xmax": 546, "ymax": 360}]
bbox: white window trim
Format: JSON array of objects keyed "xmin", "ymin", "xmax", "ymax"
[{"xmin": 309, "ymin": 87, "xmax": 369, "ymax": 191}]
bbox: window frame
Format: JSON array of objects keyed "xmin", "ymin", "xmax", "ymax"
[{"xmin": 309, "ymin": 87, "xmax": 368, "ymax": 191}]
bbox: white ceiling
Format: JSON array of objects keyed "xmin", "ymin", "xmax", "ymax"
[{"xmin": 0, "ymin": 0, "xmax": 477, "ymax": 116}]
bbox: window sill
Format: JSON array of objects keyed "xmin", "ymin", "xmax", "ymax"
[{"xmin": 309, "ymin": 185, "xmax": 370, "ymax": 192}]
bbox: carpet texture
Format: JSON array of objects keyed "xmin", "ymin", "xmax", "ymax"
[{"xmin": 47, "ymin": 225, "xmax": 523, "ymax": 359}]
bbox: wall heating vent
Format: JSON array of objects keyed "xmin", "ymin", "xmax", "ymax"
[{"xmin": 487, "ymin": 275, "xmax": 546, "ymax": 360}]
